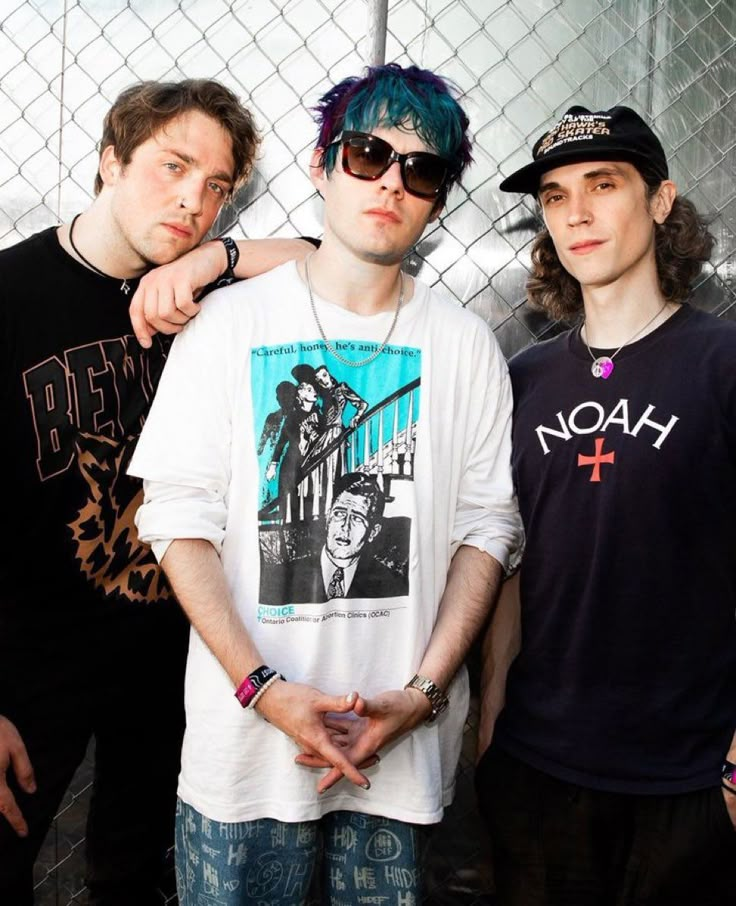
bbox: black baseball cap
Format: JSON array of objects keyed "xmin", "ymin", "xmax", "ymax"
[{"xmin": 499, "ymin": 105, "xmax": 669, "ymax": 195}]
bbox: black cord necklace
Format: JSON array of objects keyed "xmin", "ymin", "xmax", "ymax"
[{"xmin": 68, "ymin": 213, "xmax": 134, "ymax": 295}]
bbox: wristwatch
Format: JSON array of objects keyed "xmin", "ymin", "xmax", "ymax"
[
  {"xmin": 722, "ymin": 759, "xmax": 736, "ymax": 784},
  {"xmin": 405, "ymin": 674, "xmax": 449, "ymax": 724}
]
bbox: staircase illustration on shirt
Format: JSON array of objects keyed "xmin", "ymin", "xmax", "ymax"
[{"xmin": 259, "ymin": 377, "xmax": 420, "ymax": 526}]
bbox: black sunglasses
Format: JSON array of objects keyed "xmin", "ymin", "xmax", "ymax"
[{"xmin": 335, "ymin": 131, "xmax": 454, "ymax": 200}]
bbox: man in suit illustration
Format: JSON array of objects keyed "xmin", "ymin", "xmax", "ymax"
[{"xmin": 270, "ymin": 471, "xmax": 407, "ymax": 604}]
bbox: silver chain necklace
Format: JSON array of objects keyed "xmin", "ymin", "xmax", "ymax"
[
  {"xmin": 583, "ymin": 301, "xmax": 668, "ymax": 380},
  {"xmin": 304, "ymin": 252, "xmax": 403, "ymax": 368}
]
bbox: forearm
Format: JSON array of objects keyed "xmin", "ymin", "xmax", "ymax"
[
  {"xmin": 233, "ymin": 237, "xmax": 315, "ymax": 278},
  {"xmin": 172, "ymin": 237, "xmax": 316, "ymax": 286},
  {"xmin": 129, "ymin": 237, "xmax": 318, "ymax": 346},
  {"xmin": 418, "ymin": 545, "xmax": 505, "ymax": 691},
  {"xmin": 160, "ymin": 538, "xmax": 371, "ymax": 789},
  {"xmin": 478, "ymin": 571, "xmax": 521, "ymax": 741},
  {"xmin": 160, "ymin": 537, "xmax": 262, "ymax": 686}
]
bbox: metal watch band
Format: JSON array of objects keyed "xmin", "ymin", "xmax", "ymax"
[
  {"xmin": 722, "ymin": 759, "xmax": 736, "ymax": 784},
  {"xmin": 405, "ymin": 673, "xmax": 449, "ymax": 724}
]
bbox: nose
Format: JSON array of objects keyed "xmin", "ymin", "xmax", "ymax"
[
  {"xmin": 567, "ymin": 191, "xmax": 591, "ymax": 226},
  {"xmin": 380, "ymin": 159, "xmax": 404, "ymax": 195},
  {"xmin": 179, "ymin": 176, "xmax": 207, "ymax": 216}
]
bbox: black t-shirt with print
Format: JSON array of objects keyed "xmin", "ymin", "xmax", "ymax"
[
  {"xmin": 495, "ymin": 304, "xmax": 736, "ymax": 794},
  {"xmin": 0, "ymin": 227, "xmax": 188, "ymax": 699}
]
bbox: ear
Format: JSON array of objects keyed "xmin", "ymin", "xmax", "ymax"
[
  {"xmin": 98, "ymin": 144, "xmax": 122, "ymax": 189},
  {"xmin": 428, "ymin": 200, "xmax": 444, "ymax": 223},
  {"xmin": 650, "ymin": 179, "xmax": 677, "ymax": 224},
  {"xmin": 309, "ymin": 147, "xmax": 327, "ymax": 195},
  {"xmin": 368, "ymin": 523, "xmax": 382, "ymax": 544}
]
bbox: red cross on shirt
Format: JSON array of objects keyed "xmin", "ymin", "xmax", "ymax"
[{"xmin": 578, "ymin": 436, "xmax": 615, "ymax": 482}]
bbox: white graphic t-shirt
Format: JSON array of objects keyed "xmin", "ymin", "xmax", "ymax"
[{"xmin": 130, "ymin": 261, "xmax": 520, "ymax": 825}]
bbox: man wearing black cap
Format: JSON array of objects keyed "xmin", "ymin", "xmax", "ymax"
[{"xmin": 475, "ymin": 106, "xmax": 736, "ymax": 905}]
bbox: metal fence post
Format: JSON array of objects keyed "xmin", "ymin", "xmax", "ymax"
[{"xmin": 366, "ymin": 0, "xmax": 388, "ymax": 66}]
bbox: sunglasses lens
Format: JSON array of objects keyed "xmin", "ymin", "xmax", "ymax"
[
  {"xmin": 344, "ymin": 135, "xmax": 391, "ymax": 179},
  {"xmin": 340, "ymin": 132, "xmax": 451, "ymax": 198},
  {"xmin": 404, "ymin": 154, "xmax": 448, "ymax": 197}
]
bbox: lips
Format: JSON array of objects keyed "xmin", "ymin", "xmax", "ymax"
[
  {"xmin": 162, "ymin": 222, "xmax": 193, "ymax": 239},
  {"xmin": 365, "ymin": 208, "xmax": 401, "ymax": 223},
  {"xmin": 569, "ymin": 239, "xmax": 605, "ymax": 254}
]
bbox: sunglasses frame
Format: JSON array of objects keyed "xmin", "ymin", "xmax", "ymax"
[{"xmin": 336, "ymin": 130, "xmax": 454, "ymax": 200}]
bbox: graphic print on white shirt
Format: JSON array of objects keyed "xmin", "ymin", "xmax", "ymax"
[{"xmin": 253, "ymin": 341, "xmax": 421, "ymax": 608}]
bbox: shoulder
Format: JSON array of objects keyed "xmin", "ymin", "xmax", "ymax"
[
  {"xmin": 677, "ymin": 306, "xmax": 736, "ymax": 394},
  {"xmin": 206, "ymin": 258, "xmax": 296, "ymax": 301},
  {"xmin": 421, "ymin": 281, "xmax": 486, "ymax": 332},
  {"xmin": 195, "ymin": 260, "xmax": 297, "ymax": 325},
  {"xmin": 509, "ymin": 326, "xmax": 572, "ymax": 377},
  {"xmin": 350, "ymin": 556, "xmax": 406, "ymax": 597},
  {"xmin": 679, "ymin": 305, "xmax": 736, "ymax": 343},
  {"xmin": 0, "ymin": 230, "xmax": 60, "ymax": 328},
  {"xmin": 420, "ymin": 281, "xmax": 505, "ymax": 359},
  {"xmin": 664, "ymin": 305, "xmax": 736, "ymax": 374},
  {"xmin": 0, "ymin": 228, "xmax": 56, "ymax": 272}
]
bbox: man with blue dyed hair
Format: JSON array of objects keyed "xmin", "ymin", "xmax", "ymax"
[
  {"xmin": 129, "ymin": 63, "xmax": 521, "ymax": 904},
  {"xmin": 314, "ymin": 62, "xmax": 472, "ymax": 208}
]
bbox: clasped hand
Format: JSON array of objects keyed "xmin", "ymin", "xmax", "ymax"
[{"xmin": 292, "ymin": 687, "xmax": 432, "ymax": 794}]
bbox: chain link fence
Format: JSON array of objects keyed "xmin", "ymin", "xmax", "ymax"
[{"xmin": 1, "ymin": 0, "xmax": 733, "ymax": 902}]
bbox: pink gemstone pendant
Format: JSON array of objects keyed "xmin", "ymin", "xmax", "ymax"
[{"xmin": 591, "ymin": 356, "xmax": 614, "ymax": 379}]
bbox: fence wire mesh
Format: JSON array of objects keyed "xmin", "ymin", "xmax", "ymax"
[{"xmin": 0, "ymin": 0, "xmax": 733, "ymax": 903}]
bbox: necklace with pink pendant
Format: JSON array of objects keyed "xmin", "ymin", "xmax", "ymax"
[
  {"xmin": 583, "ymin": 302, "xmax": 668, "ymax": 380},
  {"xmin": 590, "ymin": 356, "xmax": 615, "ymax": 379}
]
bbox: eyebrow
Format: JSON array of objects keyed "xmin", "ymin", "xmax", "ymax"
[
  {"xmin": 161, "ymin": 147, "xmax": 234, "ymax": 185},
  {"xmin": 538, "ymin": 165, "xmax": 627, "ymax": 194}
]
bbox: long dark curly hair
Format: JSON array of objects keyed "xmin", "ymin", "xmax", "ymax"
[{"xmin": 526, "ymin": 174, "xmax": 715, "ymax": 321}]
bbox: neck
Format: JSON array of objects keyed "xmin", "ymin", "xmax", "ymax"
[
  {"xmin": 59, "ymin": 201, "xmax": 148, "ymax": 280},
  {"xmin": 301, "ymin": 240, "xmax": 412, "ymax": 316},
  {"xmin": 581, "ymin": 268, "xmax": 674, "ymax": 348}
]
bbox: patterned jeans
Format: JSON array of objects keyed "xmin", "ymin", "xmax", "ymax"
[{"xmin": 175, "ymin": 797, "xmax": 427, "ymax": 906}]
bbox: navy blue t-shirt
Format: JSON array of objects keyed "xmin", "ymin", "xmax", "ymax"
[{"xmin": 495, "ymin": 304, "xmax": 736, "ymax": 794}]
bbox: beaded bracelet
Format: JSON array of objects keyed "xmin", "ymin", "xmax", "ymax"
[
  {"xmin": 235, "ymin": 664, "xmax": 280, "ymax": 708},
  {"xmin": 249, "ymin": 673, "xmax": 282, "ymax": 710}
]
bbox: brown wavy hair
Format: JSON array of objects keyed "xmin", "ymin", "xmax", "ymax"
[
  {"xmin": 526, "ymin": 174, "xmax": 715, "ymax": 320},
  {"xmin": 95, "ymin": 79, "xmax": 259, "ymax": 197}
]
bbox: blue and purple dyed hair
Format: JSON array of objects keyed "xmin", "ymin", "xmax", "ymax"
[{"xmin": 313, "ymin": 63, "xmax": 472, "ymax": 204}]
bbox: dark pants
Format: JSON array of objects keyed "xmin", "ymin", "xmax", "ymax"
[
  {"xmin": 476, "ymin": 745, "xmax": 736, "ymax": 906},
  {"xmin": 0, "ymin": 609, "xmax": 188, "ymax": 906}
]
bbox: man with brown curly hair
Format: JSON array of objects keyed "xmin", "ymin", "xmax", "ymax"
[
  {"xmin": 0, "ymin": 79, "xmax": 312, "ymax": 905},
  {"xmin": 475, "ymin": 106, "xmax": 736, "ymax": 905}
]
